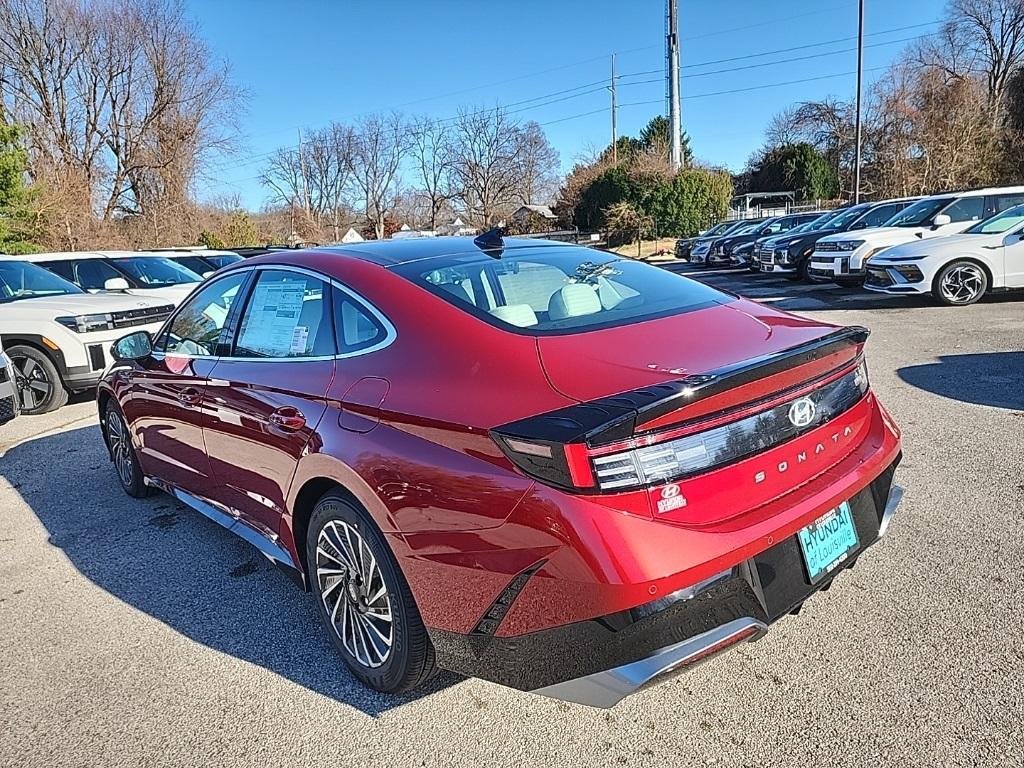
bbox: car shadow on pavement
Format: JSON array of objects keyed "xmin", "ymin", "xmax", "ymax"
[
  {"xmin": 897, "ymin": 352, "xmax": 1024, "ymax": 411},
  {"xmin": 1, "ymin": 424, "xmax": 460, "ymax": 717}
]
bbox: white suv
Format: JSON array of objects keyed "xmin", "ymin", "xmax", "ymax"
[
  {"xmin": 0, "ymin": 258, "xmax": 174, "ymax": 414},
  {"xmin": 25, "ymin": 251, "xmax": 204, "ymax": 305},
  {"xmin": 865, "ymin": 203, "xmax": 1024, "ymax": 305},
  {"xmin": 808, "ymin": 186, "xmax": 1024, "ymax": 285}
]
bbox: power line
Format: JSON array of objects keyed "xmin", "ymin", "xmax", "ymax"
[{"xmin": 207, "ymin": 15, "xmax": 931, "ymax": 177}]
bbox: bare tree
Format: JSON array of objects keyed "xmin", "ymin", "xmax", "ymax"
[
  {"xmin": 915, "ymin": 0, "xmax": 1024, "ymax": 121},
  {"xmin": 450, "ymin": 106, "xmax": 526, "ymax": 226},
  {"xmin": 0, "ymin": 0, "xmax": 242, "ymax": 246},
  {"xmin": 348, "ymin": 113, "xmax": 406, "ymax": 239},
  {"xmin": 516, "ymin": 121, "xmax": 559, "ymax": 205},
  {"xmin": 408, "ymin": 116, "xmax": 455, "ymax": 230}
]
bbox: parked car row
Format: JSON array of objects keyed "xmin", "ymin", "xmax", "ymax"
[
  {"xmin": 682, "ymin": 185, "xmax": 1024, "ymax": 306},
  {"xmin": 0, "ymin": 246, "xmax": 270, "ymax": 417}
]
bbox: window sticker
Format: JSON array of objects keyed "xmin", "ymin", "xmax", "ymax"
[
  {"xmin": 290, "ymin": 325, "xmax": 309, "ymax": 354},
  {"xmin": 241, "ymin": 280, "xmax": 306, "ymax": 356}
]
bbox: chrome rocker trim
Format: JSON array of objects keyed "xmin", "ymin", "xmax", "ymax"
[
  {"xmin": 532, "ymin": 617, "xmax": 768, "ymax": 708},
  {"xmin": 146, "ymin": 477, "xmax": 303, "ymax": 584},
  {"xmin": 878, "ymin": 484, "xmax": 904, "ymax": 538}
]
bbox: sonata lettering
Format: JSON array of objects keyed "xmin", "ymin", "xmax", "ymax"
[{"xmin": 753, "ymin": 425, "xmax": 856, "ymax": 484}]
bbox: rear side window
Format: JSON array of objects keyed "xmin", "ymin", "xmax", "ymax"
[
  {"xmin": 234, "ymin": 270, "xmax": 334, "ymax": 358},
  {"xmin": 860, "ymin": 204, "xmax": 899, "ymax": 228},
  {"xmin": 943, "ymin": 196, "xmax": 986, "ymax": 223},
  {"xmin": 992, "ymin": 193, "xmax": 1024, "ymax": 214},
  {"xmin": 333, "ymin": 287, "xmax": 389, "ymax": 354},
  {"xmin": 395, "ymin": 246, "xmax": 732, "ymax": 334}
]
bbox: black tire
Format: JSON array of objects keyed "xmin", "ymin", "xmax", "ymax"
[
  {"xmin": 784, "ymin": 260, "xmax": 808, "ymax": 282},
  {"xmin": 104, "ymin": 400, "xmax": 151, "ymax": 498},
  {"xmin": 306, "ymin": 491, "xmax": 435, "ymax": 694},
  {"xmin": 932, "ymin": 260, "xmax": 988, "ymax": 306},
  {"xmin": 7, "ymin": 344, "xmax": 68, "ymax": 415}
]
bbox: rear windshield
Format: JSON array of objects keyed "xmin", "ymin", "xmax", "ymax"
[{"xmin": 393, "ymin": 246, "xmax": 734, "ymax": 334}]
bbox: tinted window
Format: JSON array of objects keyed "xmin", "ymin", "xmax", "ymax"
[
  {"xmin": 157, "ymin": 272, "xmax": 247, "ymax": 356},
  {"xmin": 966, "ymin": 204, "xmax": 1024, "ymax": 234},
  {"xmin": 395, "ymin": 247, "xmax": 732, "ymax": 334},
  {"xmin": 110, "ymin": 257, "xmax": 202, "ymax": 287},
  {"xmin": 207, "ymin": 254, "xmax": 244, "ymax": 268},
  {"xmin": 860, "ymin": 204, "xmax": 900, "ymax": 229},
  {"xmin": 0, "ymin": 261, "xmax": 84, "ymax": 302},
  {"xmin": 333, "ymin": 287, "xmax": 389, "ymax": 354},
  {"xmin": 993, "ymin": 194, "xmax": 1024, "ymax": 214},
  {"xmin": 827, "ymin": 205, "xmax": 872, "ymax": 229},
  {"xmin": 75, "ymin": 259, "xmax": 125, "ymax": 290},
  {"xmin": 942, "ymin": 196, "xmax": 985, "ymax": 223},
  {"xmin": 172, "ymin": 256, "xmax": 214, "ymax": 275},
  {"xmin": 40, "ymin": 261, "xmax": 75, "ymax": 282},
  {"xmin": 886, "ymin": 197, "xmax": 953, "ymax": 227},
  {"xmin": 234, "ymin": 270, "xmax": 333, "ymax": 358}
]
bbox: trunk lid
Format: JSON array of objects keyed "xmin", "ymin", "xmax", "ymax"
[{"xmin": 537, "ymin": 298, "xmax": 846, "ymax": 410}]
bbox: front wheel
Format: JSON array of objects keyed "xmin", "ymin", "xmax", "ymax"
[
  {"xmin": 933, "ymin": 260, "xmax": 988, "ymax": 305},
  {"xmin": 7, "ymin": 345, "xmax": 68, "ymax": 415},
  {"xmin": 307, "ymin": 491, "xmax": 436, "ymax": 694},
  {"xmin": 104, "ymin": 400, "xmax": 151, "ymax": 498}
]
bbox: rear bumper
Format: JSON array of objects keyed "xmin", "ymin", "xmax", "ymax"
[{"xmin": 428, "ymin": 461, "xmax": 903, "ymax": 706}]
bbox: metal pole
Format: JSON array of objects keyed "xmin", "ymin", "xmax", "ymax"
[
  {"xmin": 611, "ymin": 54, "xmax": 618, "ymax": 164},
  {"xmin": 853, "ymin": 0, "xmax": 864, "ymax": 203},
  {"xmin": 668, "ymin": 0, "xmax": 682, "ymax": 171}
]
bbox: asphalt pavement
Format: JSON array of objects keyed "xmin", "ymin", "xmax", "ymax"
[{"xmin": 1, "ymin": 265, "xmax": 1021, "ymax": 767}]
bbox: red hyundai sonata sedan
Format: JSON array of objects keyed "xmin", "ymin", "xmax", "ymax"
[{"xmin": 98, "ymin": 233, "xmax": 902, "ymax": 707}]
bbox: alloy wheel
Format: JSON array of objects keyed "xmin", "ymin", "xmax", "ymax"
[
  {"xmin": 316, "ymin": 520, "xmax": 394, "ymax": 668},
  {"xmin": 939, "ymin": 264, "xmax": 985, "ymax": 304},
  {"xmin": 106, "ymin": 410, "xmax": 135, "ymax": 488},
  {"xmin": 11, "ymin": 354, "xmax": 52, "ymax": 411}
]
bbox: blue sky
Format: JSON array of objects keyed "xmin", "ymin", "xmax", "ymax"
[{"xmin": 187, "ymin": 0, "xmax": 947, "ymax": 209}]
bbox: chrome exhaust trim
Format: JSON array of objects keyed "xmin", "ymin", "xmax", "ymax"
[
  {"xmin": 878, "ymin": 484, "xmax": 904, "ymax": 537},
  {"xmin": 531, "ymin": 617, "xmax": 767, "ymax": 709}
]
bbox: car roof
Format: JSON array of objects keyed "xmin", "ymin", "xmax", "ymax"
[
  {"xmin": 310, "ymin": 236, "xmax": 580, "ymax": 267},
  {"xmin": 17, "ymin": 250, "xmax": 169, "ymax": 262}
]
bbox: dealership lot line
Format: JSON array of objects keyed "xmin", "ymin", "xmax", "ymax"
[{"xmin": 1, "ymin": 270, "xmax": 1021, "ymax": 768}]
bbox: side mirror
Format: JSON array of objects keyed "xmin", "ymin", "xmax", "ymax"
[
  {"xmin": 932, "ymin": 213, "xmax": 952, "ymax": 228},
  {"xmin": 111, "ymin": 331, "xmax": 153, "ymax": 361},
  {"xmin": 104, "ymin": 277, "xmax": 130, "ymax": 291}
]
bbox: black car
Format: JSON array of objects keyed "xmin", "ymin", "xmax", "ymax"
[
  {"xmin": 722, "ymin": 212, "xmax": 828, "ymax": 267},
  {"xmin": 756, "ymin": 198, "xmax": 920, "ymax": 281},
  {"xmin": 675, "ymin": 221, "xmax": 735, "ymax": 259}
]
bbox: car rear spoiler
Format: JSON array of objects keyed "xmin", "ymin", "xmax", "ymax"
[{"xmin": 495, "ymin": 326, "xmax": 870, "ymax": 448}]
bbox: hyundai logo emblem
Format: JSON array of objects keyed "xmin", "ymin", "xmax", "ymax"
[{"xmin": 788, "ymin": 397, "xmax": 817, "ymax": 428}]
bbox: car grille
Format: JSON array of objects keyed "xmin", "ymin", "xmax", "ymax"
[
  {"xmin": 865, "ymin": 269, "xmax": 894, "ymax": 288},
  {"xmin": 0, "ymin": 394, "xmax": 17, "ymax": 423},
  {"xmin": 758, "ymin": 248, "xmax": 774, "ymax": 264},
  {"xmin": 815, "ymin": 242, "xmax": 840, "ymax": 252},
  {"xmin": 110, "ymin": 305, "xmax": 174, "ymax": 329}
]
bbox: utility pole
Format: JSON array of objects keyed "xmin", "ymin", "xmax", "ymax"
[
  {"xmin": 610, "ymin": 54, "xmax": 618, "ymax": 164},
  {"xmin": 297, "ymin": 128, "xmax": 311, "ymax": 218},
  {"xmin": 667, "ymin": 0, "xmax": 682, "ymax": 171},
  {"xmin": 853, "ymin": 0, "xmax": 864, "ymax": 204}
]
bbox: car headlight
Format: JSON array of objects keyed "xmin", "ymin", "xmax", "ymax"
[
  {"xmin": 836, "ymin": 240, "xmax": 865, "ymax": 251},
  {"xmin": 55, "ymin": 313, "xmax": 115, "ymax": 333}
]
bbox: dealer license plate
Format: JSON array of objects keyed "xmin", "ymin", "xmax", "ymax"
[{"xmin": 798, "ymin": 502, "xmax": 859, "ymax": 583}]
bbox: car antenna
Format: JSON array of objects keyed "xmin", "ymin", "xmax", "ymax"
[{"xmin": 474, "ymin": 227, "xmax": 505, "ymax": 258}]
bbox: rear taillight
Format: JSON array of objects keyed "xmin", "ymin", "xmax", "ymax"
[{"xmin": 493, "ymin": 359, "xmax": 869, "ymax": 495}]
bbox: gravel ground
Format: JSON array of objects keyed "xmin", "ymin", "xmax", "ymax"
[{"xmin": 1, "ymin": 268, "xmax": 1021, "ymax": 768}]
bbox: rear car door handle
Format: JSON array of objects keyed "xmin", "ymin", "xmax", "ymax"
[
  {"xmin": 178, "ymin": 387, "xmax": 202, "ymax": 406},
  {"xmin": 268, "ymin": 407, "xmax": 306, "ymax": 431}
]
